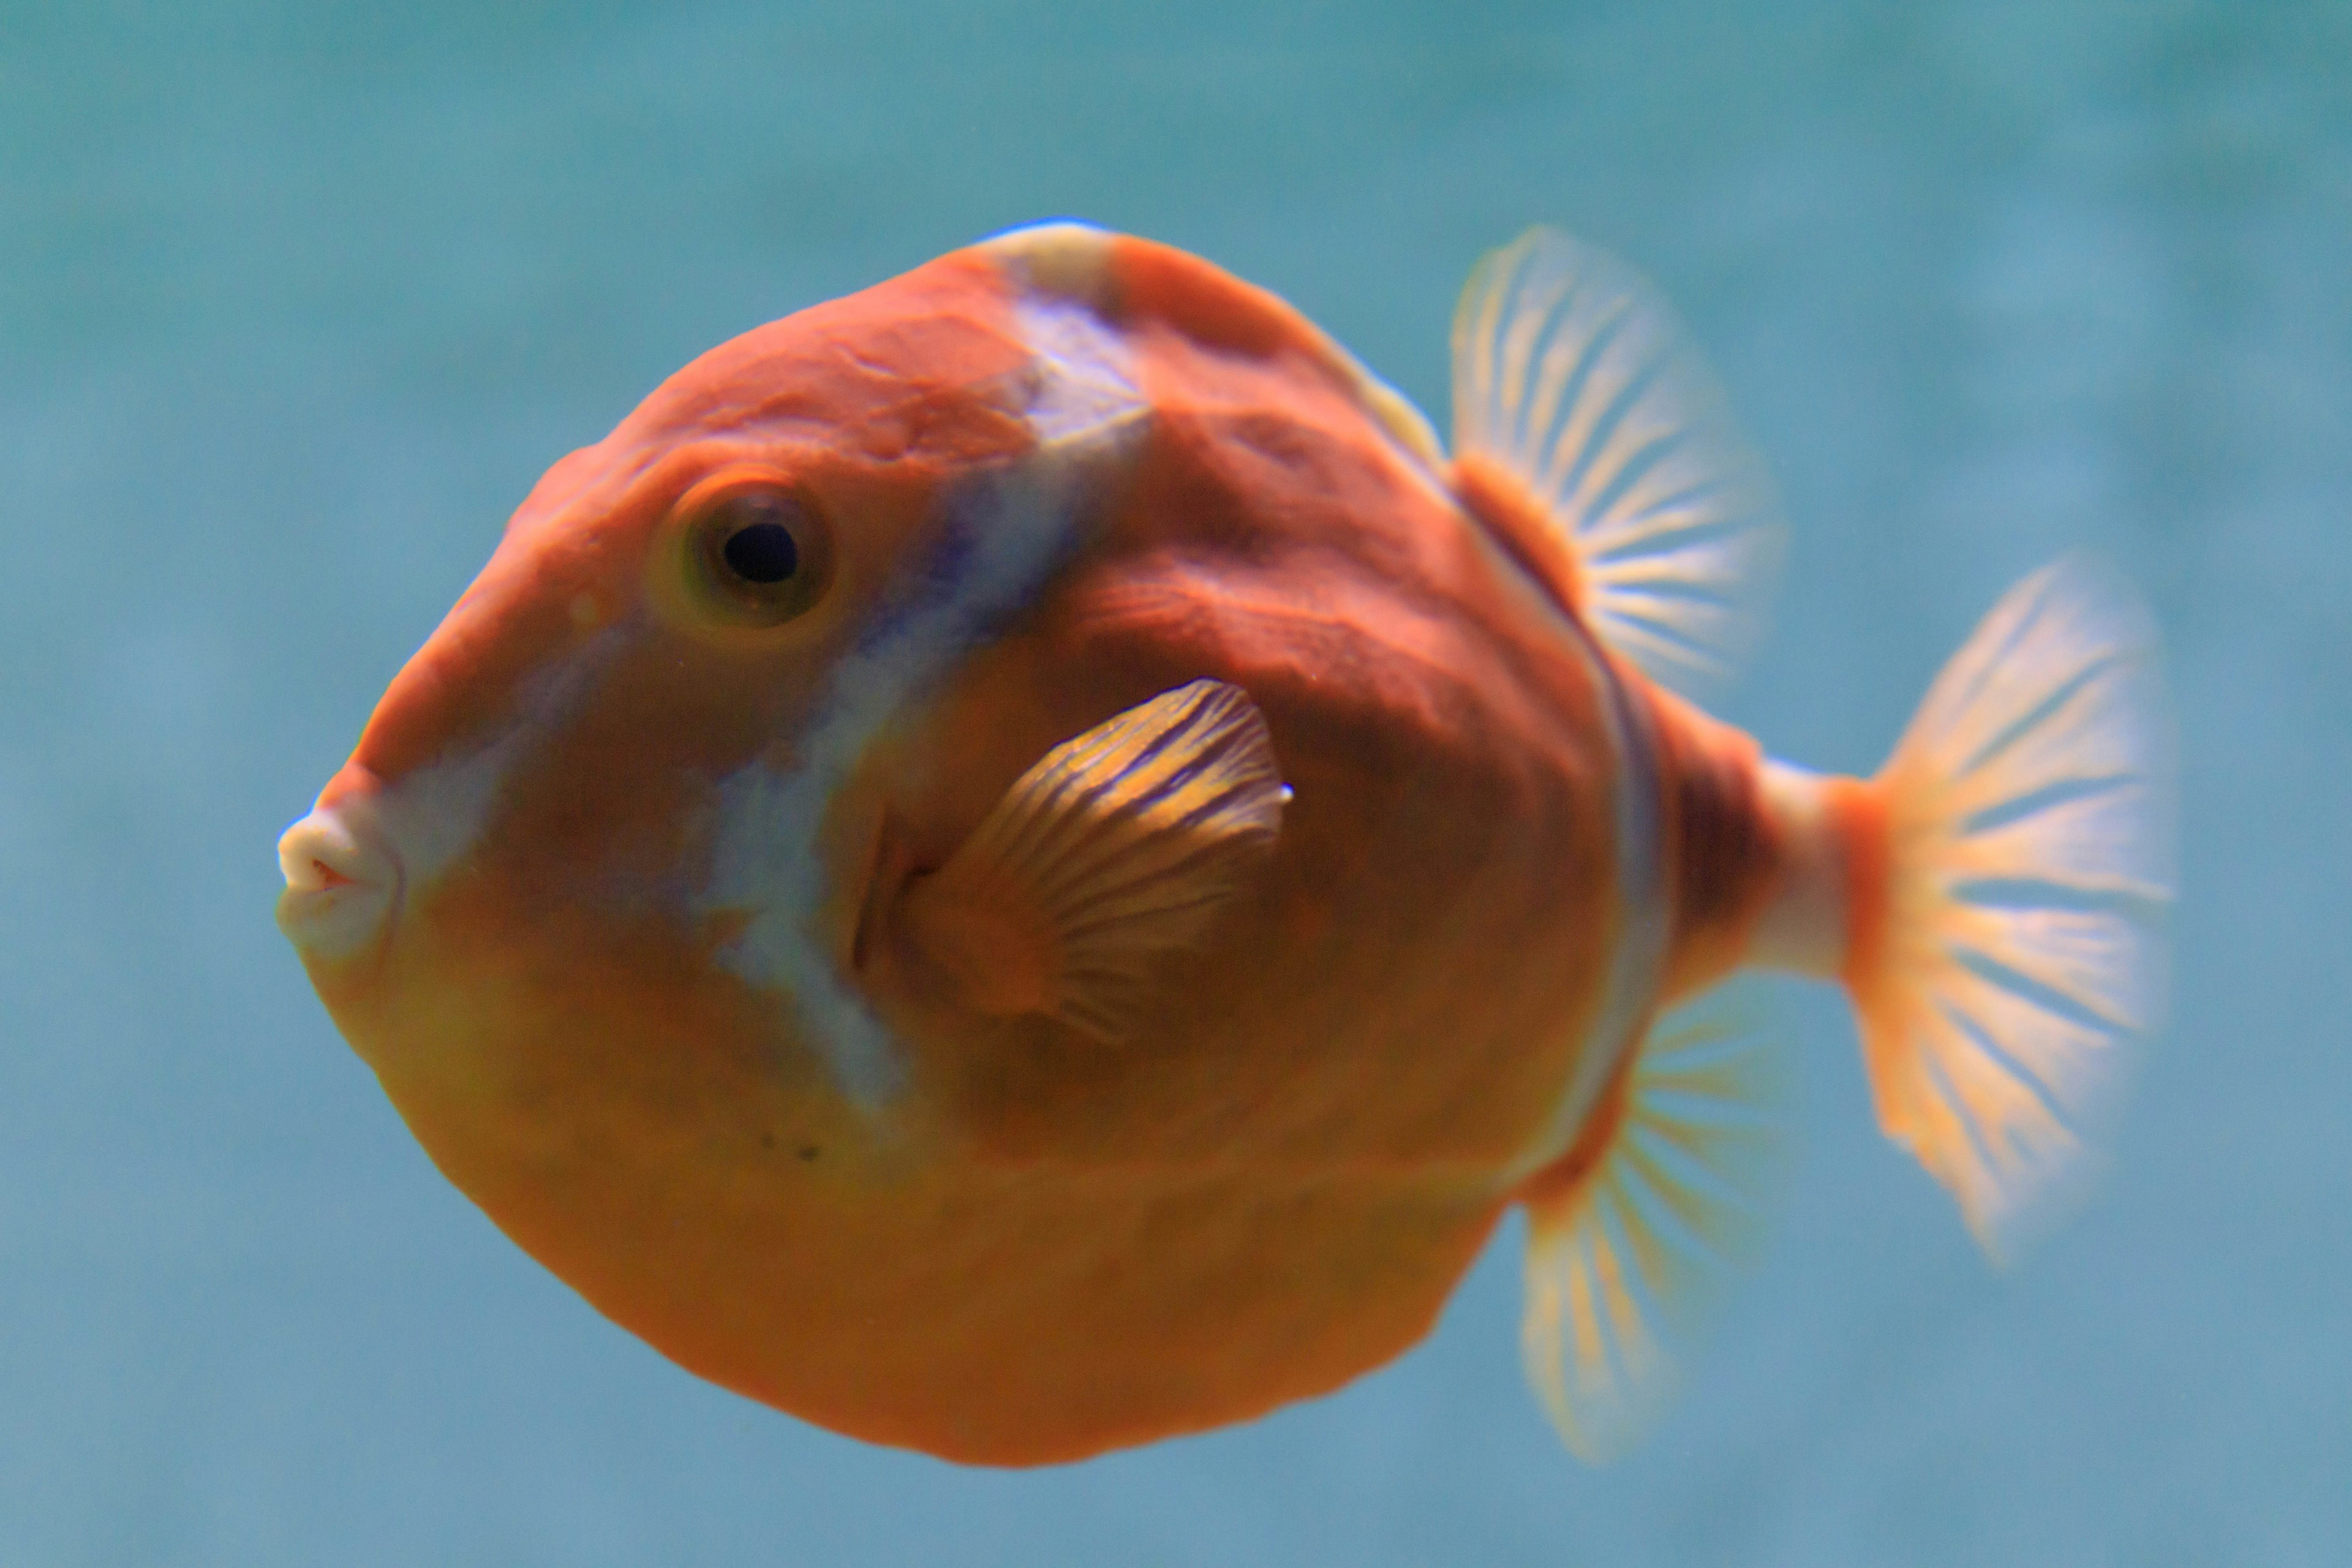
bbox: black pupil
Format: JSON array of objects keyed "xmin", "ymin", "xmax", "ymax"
[{"xmin": 722, "ymin": 517, "xmax": 799, "ymax": 584}]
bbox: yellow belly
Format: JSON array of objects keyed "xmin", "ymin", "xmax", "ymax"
[{"xmin": 343, "ymin": 596, "xmax": 1621, "ymax": 1464}]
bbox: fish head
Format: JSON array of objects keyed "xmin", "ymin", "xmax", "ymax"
[{"xmin": 274, "ymin": 239, "xmax": 1134, "ymax": 1115}]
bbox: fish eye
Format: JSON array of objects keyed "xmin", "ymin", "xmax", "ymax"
[
  {"xmin": 723, "ymin": 518, "xmax": 797, "ymax": 584},
  {"xmin": 683, "ymin": 483, "xmax": 834, "ymax": 627}
]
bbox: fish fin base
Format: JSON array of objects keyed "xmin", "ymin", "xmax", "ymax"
[
  {"xmin": 895, "ymin": 680, "xmax": 1289, "ymax": 1042},
  {"xmin": 1518, "ymin": 988, "xmax": 1789, "ymax": 1463},
  {"xmin": 1839, "ymin": 555, "xmax": 2174, "ymax": 1262},
  {"xmin": 1449, "ymin": 229, "xmax": 1782, "ymax": 700}
]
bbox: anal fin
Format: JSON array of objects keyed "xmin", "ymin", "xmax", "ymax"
[
  {"xmin": 1518, "ymin": 990, "xmax": 1787, "ymax": 1461},
  {"xmin": 894, "ymin": 680, "xmax": 1289, "ymax": 1042}
]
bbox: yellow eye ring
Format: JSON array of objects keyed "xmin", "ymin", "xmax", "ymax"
[{"xmin": 669, "ymin": 475, "xmax": 835, "ymax": 629}]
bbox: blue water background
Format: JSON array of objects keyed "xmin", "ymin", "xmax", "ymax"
[{"xmin": 3, "ymin": 2, "xmax": 2346, "ymax": 1562}]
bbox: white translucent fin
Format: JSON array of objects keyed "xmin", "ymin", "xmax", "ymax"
[
  {"xmin": 894, "ymin": 680, "xmax": 1289, "ymax": 1042},
  {"xmin": 1855, "ymin": 556, "xmax": 2174, "ymax": 1260},
  {"xmin": 1452, "ymin": 228, "xmax": 1783, "ymax": 698},
  {"xmin": 1520, "ymin": 990, "xmax": 1788, "ymax": 1462}
]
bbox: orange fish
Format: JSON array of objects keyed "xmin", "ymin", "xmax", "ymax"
[{"xmin": 276, "ymin": 223, "xmax": 2173, "ymax": 1465}]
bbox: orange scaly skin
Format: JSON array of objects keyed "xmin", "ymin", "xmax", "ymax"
[
  {"xmin": 287, "ymin": 232, "xmax": 1813, "ymax": 1465},
  {"xmin": 1450, "ymin": 459, "xmax": 1796, "ymax": 1008}
]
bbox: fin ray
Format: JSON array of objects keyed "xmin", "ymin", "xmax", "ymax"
[
  {"xmin": 1845, "ymin": 557, "xmax": 2174, "ymax": 1257},
  {"xmin": 894, "ymin": 680, "xmax": 1288, "ymax": 1039},
  {"xmin": 1452, "ymin": 230, "xmax": 1784, "ymax": 698},
  {"xmin": 1520, "ymin": 990, "xmax": 1789, "ymax": 1461}
]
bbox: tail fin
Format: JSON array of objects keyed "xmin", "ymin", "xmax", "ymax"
[{"xmin": 1836, "ymin": 557, "xmax": 2174, "ymax": 1257}]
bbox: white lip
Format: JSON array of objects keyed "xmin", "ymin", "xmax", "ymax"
[{"xmin": 276, "ymin": 796, "xmax": 402, "ymax": 960}]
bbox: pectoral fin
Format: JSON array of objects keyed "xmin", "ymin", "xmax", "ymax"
[{"xmin": 893, "ymin": 679, "xmax": 1289, "ymax": 1041}]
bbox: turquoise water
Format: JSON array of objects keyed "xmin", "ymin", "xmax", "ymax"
[{"xmin": 5, "ymin": 2, "xmax": 2347, "ymax": 1561}]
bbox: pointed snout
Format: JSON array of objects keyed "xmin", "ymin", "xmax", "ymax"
[{"xmin": 277, "ymin": 768, "xmax": 402, "ymax": 962}]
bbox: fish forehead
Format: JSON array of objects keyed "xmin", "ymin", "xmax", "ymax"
[
  {"xmin": 350, "ymin": 247, "xmax": 1081, "ymax": 785},
  {"xmin": 984, "ymin": 222, "xmax": 1445, "ymax": 480},
  {"xmin": 542, "ymin": 222, "xmax": 1434, "ymax": 564},
  {"xmin": 601, "ymin": 249, "xmax": 1046, "ymax": 464}
]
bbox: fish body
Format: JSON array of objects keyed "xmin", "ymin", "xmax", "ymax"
[{"xmin": 279, "ymin": 224, "xmax": 2172, "ymax": 1465}]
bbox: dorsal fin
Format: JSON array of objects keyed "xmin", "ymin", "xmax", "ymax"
[
  {"xmin": 1452, "ymin": 229, "xmax": 1783, "ymax": 699},
  {"xmin": 1518, "ymin": 990, "xmax": 1787, "ymax": 1461}
]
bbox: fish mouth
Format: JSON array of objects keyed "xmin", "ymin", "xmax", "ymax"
[{"xmin": 276, "ymin": 785, "xmax": 403, "ymax": 962}]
